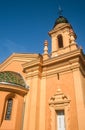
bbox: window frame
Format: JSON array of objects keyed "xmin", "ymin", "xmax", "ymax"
[
  {"xmin": 56, "ymin": 110, "xmax": 66, "ymax": 130},
  {"xmin": 49, "ymin": 89, "xmax": 70, "ymax": 130}
]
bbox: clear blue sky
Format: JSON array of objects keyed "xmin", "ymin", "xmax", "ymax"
[{"xmin": 0, "ymin": 0, "xmax": 85, "ymax": 62}]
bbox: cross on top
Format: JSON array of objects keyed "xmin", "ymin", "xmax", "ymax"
[{"xmin": 58, "ymin": 6, "xmax": 63, "ymax": 16}]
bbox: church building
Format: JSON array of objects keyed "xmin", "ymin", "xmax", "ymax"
[{"xmin": 0, "ymin": 14, "xmax": 85, "ymax": 130}]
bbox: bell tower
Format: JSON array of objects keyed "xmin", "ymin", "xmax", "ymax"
[{"xmin": 48, "ymin": 15, "xmax": 78, "ymax": 57}]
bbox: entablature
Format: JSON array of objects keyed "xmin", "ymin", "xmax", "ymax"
[
  {"xmin": 22, "ymin": 55, "xmax": 43, "ymax": 78},
  {"xmin": 42, "ymin": 48, "xmax": 85, "ymax": 77}
]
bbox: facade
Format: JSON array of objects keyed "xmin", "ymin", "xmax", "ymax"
[{"xmin": 0, "ymin": 15, "xmax": 85, "ymax": 130}]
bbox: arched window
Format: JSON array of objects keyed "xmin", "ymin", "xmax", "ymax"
[
  {"xmin": 57, "ymin": 34, "xmax": 63, "ymax": 48},
  {"xmin": 5, "ymin": 98, "xmax": 13, "ymax": 120}
]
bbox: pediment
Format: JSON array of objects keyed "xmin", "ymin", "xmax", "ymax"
[
  {"xmin": 49, "ymin": 88, "xmax": 70, "ymax": 106},
  {"xmin": 0, "ymin": 53, "xmax": 40, "ymax": 71}
]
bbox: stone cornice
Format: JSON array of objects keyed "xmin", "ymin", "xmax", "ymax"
[
  {"xmin": 22, "ymin": 49, "xmax": 85, "ymax": 78},
  {"xmin": 22, "ymin": 55, "xmax": 43, "ymax": 78},
  {"xmin": 43, "ymin": 49, "xmax": 84, "ymax": 66},
  {"xmin": 22, "ymin": 55, "xmax": 43, "ymax": 72},
  {"xmin": 48, "ymin": 23, "xmax": 71, "ymax": 36},
  {"xmin": 0, "ymin": 83, "xmax": 28, "ymax": 96},
  {"xmin": 42, "ymin": 49, "xmax": 85, "ymax": 77}
]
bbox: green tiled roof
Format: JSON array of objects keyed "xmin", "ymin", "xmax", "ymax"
[
  {"xmin": 0, "ymin": 71, "xmax": 26, "ymax": 87},
  {"xmin": 53, "ymin": 16, "xmax": 69, "ymax": 28}
]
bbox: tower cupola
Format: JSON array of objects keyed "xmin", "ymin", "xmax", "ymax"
[
  {"xmin": 49, "ymin": 15, "xmax": 78, "ymax": 57},
  {"xmin": 53, "ymin": 16, "xmax": 69, "ymax": 28}
]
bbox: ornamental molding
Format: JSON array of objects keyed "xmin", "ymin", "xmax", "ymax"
[
  {"xmin": 43, "ymin": 48, "xmax": 84, "ymax": 66},
  {"xmin": 42, "ymin": 48, "xmax": 85, "ymax": 77},
  {"xmin": 49, "ymin": 88, "xmax": 70, "ymax": 130},
  {"xmin": 49, "ymin": 88, "xmax": 70, "ymax": 107}
]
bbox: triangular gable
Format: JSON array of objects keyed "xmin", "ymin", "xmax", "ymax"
[{"xmin": 0, "ymin": 53, "xmax": 40, "ymax": 71}]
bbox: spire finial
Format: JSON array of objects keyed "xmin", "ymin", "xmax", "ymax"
[
  {"xmin": 43, "ymin": 40, "xmax": 49, "ymax": 60},
  {"xmin": 43, "ymin": 40, "xmax": 48, "ymax": 54},
  {"xmin": 58, "ymin": 6, "xmax": 63, "ymax": 16}
]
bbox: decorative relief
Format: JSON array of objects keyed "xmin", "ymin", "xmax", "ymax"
[
  {"xmin": 49, "ymin": 88, "xmax": 70, "ymax": 106},
  {"xmin": 49, "ymin": 88, "xmax": 70, "ymax": 130}
]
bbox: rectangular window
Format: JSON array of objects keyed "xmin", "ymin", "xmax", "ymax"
[{"xmin": 56, "ymin": 110, "xmax": 66, "ymax": 130}]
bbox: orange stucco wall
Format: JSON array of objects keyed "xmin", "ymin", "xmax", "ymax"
[{"xmin": 46, "ymin": 72, "xmax": 78, "ymax": 130}]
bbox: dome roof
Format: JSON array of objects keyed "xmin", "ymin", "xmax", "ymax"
[
  {"xmin": 0, "ymin": 71, "xmax": 26, "ymax": 87},
  {"xmin": 53, "ymin": 16, "xmax": 69, "ymax": 28}
]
